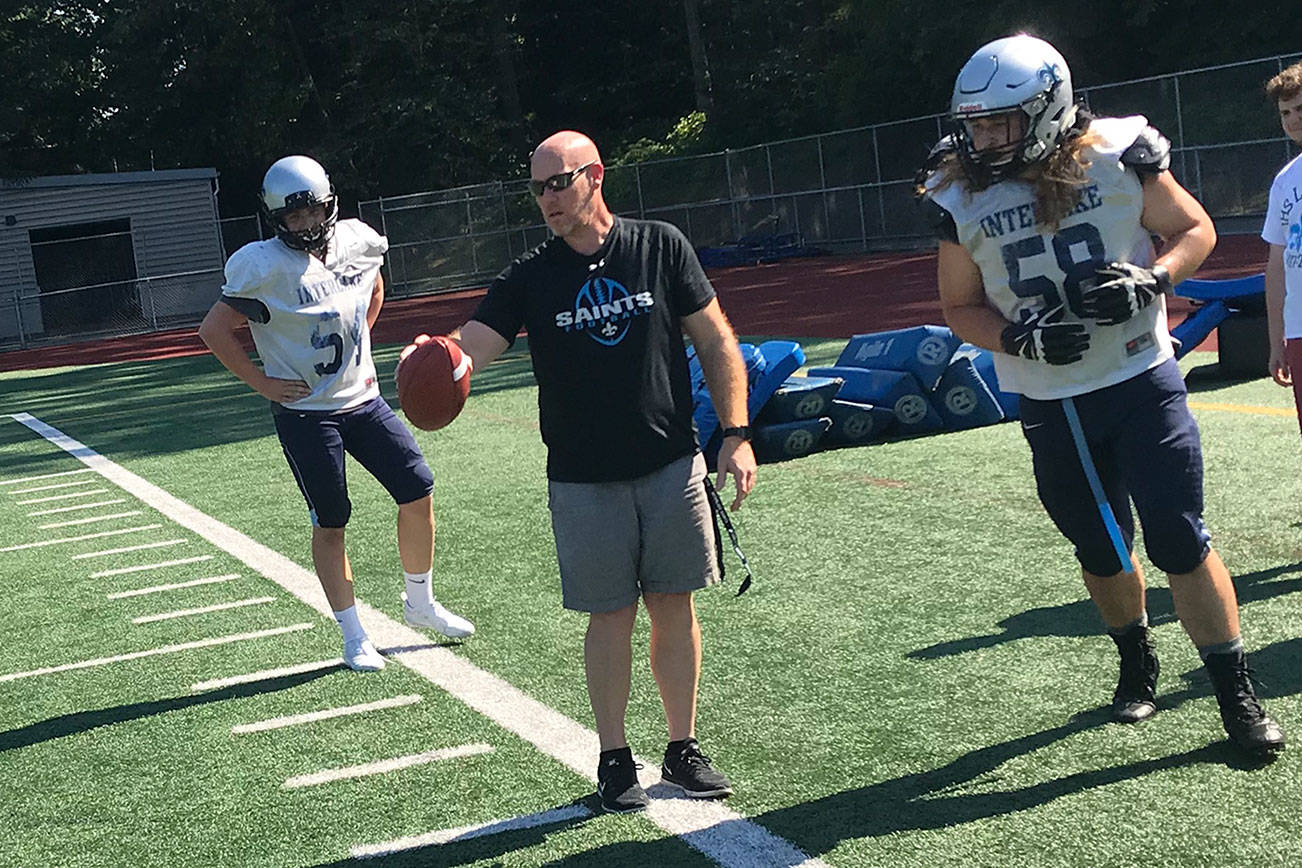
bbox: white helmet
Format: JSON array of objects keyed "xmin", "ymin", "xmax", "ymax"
[
  {"xmin": 950, "ymin": 34, "xmax": 1078, "ymax": 185},
  {"xmin": 259, "ymin": 155, "xmax": 338, "ymax": 252}
]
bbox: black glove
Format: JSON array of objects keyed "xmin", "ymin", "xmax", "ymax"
[
  {"xmin": 1078, "ymin": 261, "xmax": 1170, "ymax": 325},
  {"xmin": 1000, "ymin": 304, "xmax": 1090, "ymax": 365}
]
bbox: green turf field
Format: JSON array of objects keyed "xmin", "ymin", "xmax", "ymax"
[{"xmin": 1, "ymin": 341, "xmax": 1299, "ymax": 868}]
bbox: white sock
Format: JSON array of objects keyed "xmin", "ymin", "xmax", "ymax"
[
  {"xmin": 404, "ymin": 570, "xmax": 434, "ymax": 607},
  {"xmin": 333, "ymin": 605, "xmax": 367, "ymax": 643}
]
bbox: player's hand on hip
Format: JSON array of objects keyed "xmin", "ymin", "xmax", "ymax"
[
  {"xmin": 257, "ymin": 375, "xmax": 311, "ymax": 403},
  {"xmin": 1270, "ymin": 344, "xmax": 1292, "ymax": 387},
  {"xmin": 716, "ymin": 438, "xmax": 757, "ymax": 511},
  {"xmin": 1078, "ymin": 261, "xmax": 1170, "ymax": 325},
  {"xmin": 1000, "ymin": 304, "xmax": 1090, "ymax": 365}
]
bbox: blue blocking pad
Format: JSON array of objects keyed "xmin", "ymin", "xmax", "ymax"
[
  {"xmin": 756, "ymin": 375, "xmax": 844, "ymax": 423},
  {"xmin": 836, "ymin": 325, "xmax": 961, "ymax": 391},
  {"xmin": 807, "ymin": 366, "xmax": 944, "ymax": 433},
  {"xmin": 688, "ymin": 342, "xmax": 767, "ymax": 393},
  {"xmin": 752, "ymin": 417, "xmax": 832, "ymax": 463},
  {"xmin": 954, "ymin": 343, "xmax": 1019, "ymax": 421},
  {"xmin": 694, "ymin": 340, "xmax": 806, "ymax": 463},
  {"xmin": 933, "ymin": 356, "xmax": 1005, "ymax": 429},
  {"xmin": 1170, "ymin": 299, "xmax": 1228, "ymax": 359},
  {"xmin": 824, "ymin": 399, "xmax": 896, "ymax": 446}
]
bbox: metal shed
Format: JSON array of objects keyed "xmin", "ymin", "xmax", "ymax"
[{"xmin": 0, "ymin": 168, "xmax": 226, "ymax": 350}]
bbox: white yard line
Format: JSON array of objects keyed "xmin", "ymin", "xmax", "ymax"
[
  {"xmin": 74, "ymin": 539, "xmax": 187, "ymax": 559},
  {"xmin": 108, "ymin": 574, "xmax": 239, "ymax": 600},
  {"xmin": 16, "ymin": 488, "xmax": 109, "ymax": 505},
  {"xmin": 90, "ymin": 554, "xmax": 214, "ymax": 577},
  {"xmin": 28, "ymin": 498, "xmax": 126, "ymax": 516},
  {"xmin": 351, "ymin": 804, "xmax": 593, "ymax": 859},
  {"xmin": 191, "ymin": 658, "xmax": 343, "ymax": 692},
  {"xmin": 0, "ymin": 623, "xmax": 314, "ymax": 683},
  {"xmin": 39, "ymin": 511, "xmax": 142, "ymax": 529},
  {"xmin": 132, "ymin": 596, "xmax": 275, "ymax": 624},
  {"xmin": 0, "ymin": 467, "xmax": 95, "ymax": 485},
  {"xmin": 283, "ymin": 743, "xmax": 494, "ymax": 789},
  {"xmin": 10, "ymin": 412, "xmax": 833, "ymax": 868},
  {"xmin": 233, "ymin": 694, "xmax": 422, "ymax": 734},
  {"xmin": 10, "ymin": 479, "xmax": 99, "ymax": 495},
  {"xmin": 0, "ymin": 525, "xmax": 163, "ymax": 553}
]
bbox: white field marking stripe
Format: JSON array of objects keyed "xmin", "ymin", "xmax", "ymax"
[
  {"xmin": 16, "ymin": 488, "xmax": 109, "ymax": 504},
  {"xmin": 0, "ymin": 524, "xmax": 162, "ymax": 552},
  {"xmin": 0, "ymin": 623, "xmax": 313, "ymax": 683},
  {"xmin": 10, "ymin": 479, "xmax": 99, "ymax": 495},
  {"xmin": 28, "ymin": 498, "xmax": 126, "ymax": 516},
  {"xmin": 0, "ymin": 467, "xmax": 95, "ymax": 485},
  {"xmin": 39, "ymin": 511, "xmax": 142, "ymax": 529},
  {"xmin": 74, "ymin": 539, "xmax": 187, "ymax": 559},
  {"xmin": 90, "ymin": 554, "xmax": 214, "ymax": 577},
  {"xmin": 351, "ymin": 804, "xmax": 593, "ymax": 859},
  {"xmin": 283, "ymin": 743, "xmax": 494, "ymax": 789},
  {"xmin": 233, "ymin": 694, "xmax": 422, "ymax": 734},
  {"xmin": 191, "ymin": 658, "xmax": 343, "ymax": 692},
  {"xmin": 132, "ymin": 596, "xmax": 275, "ymax": 624},
  {"xmin": 108, "ymin": 574, "xmax": 240, "ymax": 600},
  {"xmin": 12, "ymin": 413, "xmax": 832, "ymax": 868}
]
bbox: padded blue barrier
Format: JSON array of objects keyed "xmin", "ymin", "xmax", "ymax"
[
  {"xmin": 687, "ymin": 342, "xmax": 766, "ymax": 393},
  {"xmin": 757, "ymin": 375, "xmax": 844, "ymax": 423},
  {"xmin": 824, "ymin": 399, "xmax": 896, "ymax": 446},
  {"xmin": 696, "ymin": 340, "xmax": 806, "ymax": 464},
  {"xmin": 752, "ymin": 417, "xmax": 833, "ymax": 463},
  {"xmin": 1169, "ymin": 274, "xmax": 1265, "ymax": 358},
  {"xmin": 1170, "ymin": 299, "xmax": 1230, "ymax": 359},
  {"xmin": 953, "ymin": 343, "xmax": 1018, "ymax": 420},
  {"xmin": 932, "ymin": 355, "xmax": 1005, "ymax": 430},
  {"xmin": 835, "ymin": 325, "xmax": 962, "ymax": 391},
  {"xmin": 807, "ymin": 366, "xmax": 945, "ymax": 434}
]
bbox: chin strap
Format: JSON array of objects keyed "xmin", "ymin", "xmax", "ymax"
[{"xmin": 703, "ymin": 477, "xmax": 754, "ymax": 596}]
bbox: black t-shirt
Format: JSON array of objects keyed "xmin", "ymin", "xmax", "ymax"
[{"xmin": 471, "ymin": 217, "xmax": 715, "ymax": 482}]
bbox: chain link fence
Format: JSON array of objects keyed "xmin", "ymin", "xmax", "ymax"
[
  {"xmin": 351, "ymin": 52, "xmax": 1301, "ymax": 298},
  {"xmin": 9, "ymin": 52, "xmax": 1297, "ymax": 354}
]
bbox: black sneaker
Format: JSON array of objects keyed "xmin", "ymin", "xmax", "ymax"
[
  {"xmin": 596, "ymin": 749, "xmax": 649, "ymax": 813},
  {"xmin": 1204, "ymin": 650, "xmax": 1286, "ymax": 756},
  {"xmin": 661, "ymin": 738, "xmax": 734, "ymax": 799},
  {"xmin": 1109, "ymin": 625, "xmax": 1159, "ymax": 723}
]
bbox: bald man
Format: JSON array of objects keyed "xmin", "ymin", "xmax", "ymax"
[{"xmin": 401, "ymin": 131, "xmax": 756, "ymax": 812}]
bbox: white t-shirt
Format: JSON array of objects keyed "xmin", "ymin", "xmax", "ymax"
[
  {"xmin": 927, "ymin": 116, "xmax": 1172, "ymax": 400},
  {"xmin": 1261, "ymin": 153, "xmax": 1302, "ymax": 339},
  {"xmin": 221, "ymin": 219, "xmax": 387, "ymax": 412}
]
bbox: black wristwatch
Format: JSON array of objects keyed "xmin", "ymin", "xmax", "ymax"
[{"xmin": 720, "ymin": 426, "xmax": 753, "ymax": 441}]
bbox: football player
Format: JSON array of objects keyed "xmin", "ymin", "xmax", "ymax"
[
  {"xmin": 922, "ymin": 35, "xmax": 1284, "ymax": 756},
  {"xmin": 199, "ymin": 155, "xmax": 474, "ymax": 671}
]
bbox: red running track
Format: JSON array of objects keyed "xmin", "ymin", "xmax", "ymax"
[{"xmin": 0, "ymin": 234, "xmax": 1268, "ymax": 373}]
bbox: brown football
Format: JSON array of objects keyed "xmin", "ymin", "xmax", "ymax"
[{"xmin": 396, "ymin": 336, "xmax": 472, "ymax": 431}]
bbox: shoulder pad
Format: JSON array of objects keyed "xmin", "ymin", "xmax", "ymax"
[
  {"xmin": 1120, "ymin": 125, "xmax": 1171, "ymax": 177},
  {"xmin": 919, "ymin": 197, "xmax": 958, "ymax": 244}
]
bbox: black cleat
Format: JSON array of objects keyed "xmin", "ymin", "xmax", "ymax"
[
  {"xmin": 1109, "ymin": 625, "xmax": 1159, "ymax": 723},
  {"xmin": 596, "ymin": 749, "xmax": 649, "ymax": 814},
  {"xmin": 1204, "ymin": 650, "xmax": 1286, "ymax": 757},
  {"xmin": 661, "ymin": 738, "xmax": 734, "ymax": 799}
]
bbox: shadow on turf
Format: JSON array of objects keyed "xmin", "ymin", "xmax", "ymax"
[
  {"xmin": 909, "ymin": 560, "xmax": 1302, "ymax": 659},
  {"xmin": 306, "ymin": 798, "xmax": 604, "ymax": 868},
  {"xmin": 753, "ymin": 682, "xmax": 1292, "ymax": 860},
  {"xmin": 0, "ymin": 666, "xmax": 341, "ymax": 752}
]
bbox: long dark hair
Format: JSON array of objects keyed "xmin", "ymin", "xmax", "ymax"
[{"xmin": 918, "ymin": 109, "xmax": 1101, "ymax": 230}]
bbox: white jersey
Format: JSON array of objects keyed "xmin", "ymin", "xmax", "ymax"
[
  {"xmin": 928, "ymin": 116, "xmax": 1173, "ymax": 400},
  {"xmin": 1261, "ymin": 152, "xmax": 1302, "ymax": 339},
  {"xmin": 221, "ymin": 219, "xmax": 387, "ymax": 412}
]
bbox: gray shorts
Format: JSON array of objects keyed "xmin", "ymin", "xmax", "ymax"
[{"xmin": 547, "ymin": 453, "xmax": 719, "ymax": 612}]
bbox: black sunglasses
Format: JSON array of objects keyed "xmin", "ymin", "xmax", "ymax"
[{"xmin": 528, "ymin": 161, "xmax": 596, "ymax": 197}]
